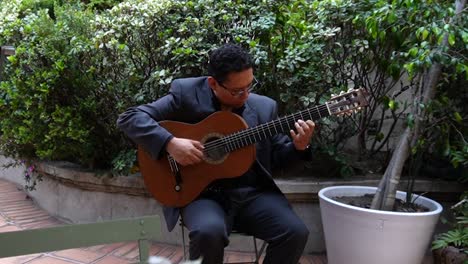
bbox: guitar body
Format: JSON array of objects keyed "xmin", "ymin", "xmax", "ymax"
[{"xmin": 138, "ymin": 111, "xmax": 256, "ymax": 207}]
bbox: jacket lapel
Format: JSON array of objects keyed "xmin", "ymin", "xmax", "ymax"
[{"xmin": 241, "ymin": 101, "xmax": 258, "ymax": 128}]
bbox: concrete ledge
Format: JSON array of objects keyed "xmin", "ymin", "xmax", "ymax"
[
  {"xmin": 277, "ymin": 177, "xmax": 465, "ymax": 203},
  {"xmin": 38, "ymin": 160, "xmax": 465, "ymax": 202},
  {"xmin": 37, "ymin": 161, "xmax": 149, "ymax": 197}
]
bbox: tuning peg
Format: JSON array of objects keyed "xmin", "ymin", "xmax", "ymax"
[
  {"xmin": 348, "ymin": 88, "xmax": 354, "ymax": 92},
  {"xmin": 340, "ymin": 91, "xmax": 345, "ymax": 95},
  {"xmin": 331, "ymin": 94, "xmax": 337, "ymax": 97}
]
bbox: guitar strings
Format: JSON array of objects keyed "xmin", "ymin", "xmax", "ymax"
[
  {"xmin": 202, "ymin": 104, "xmax": 331, "ymax": 153},
  {"xmin": 202, "ymin": 107, "xmax": 324, "ymax": 153},
  {"xmin": 206, "ymin": 104, "xmax": 329, "ymax": 148},
  {"xmin": 203, "ymin": 96, "xmax": 359, "ymax": 153}
]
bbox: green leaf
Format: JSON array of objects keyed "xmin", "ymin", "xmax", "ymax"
[
  {"xmin": 375, "ymin": 132, "xmax": 384, "ymax": 142},
  {"xmin": 448, "ymin": 33, "xmax": 455, "ymax": 46},
  {"xmin": 408, "ymin": 47, "xmax": 418, "ymax": 57},
  {"xmin": 407, "ymin": 114, "xmax": 415, "ymax": 128},
  {"xmin": 55, "ymin": 60, "xmax": 65, "ymax": 71},
  {"xmin": 453, "ymin": 112, "xmax": 462, "ymax": 123},
  {"xmin": 443, "ymin": 140, "xmax": 450, "ymax": 156},
  {"xmin": 7, "ymin": 56, "xmax": 17, "ymax": 64},
  {"xmin": 422, "ymin": 29, "xmax": 429, "ymax": 40},
  {"xmin": 388, "ymin": 100, "xmax": 398, "ymax": 110}
]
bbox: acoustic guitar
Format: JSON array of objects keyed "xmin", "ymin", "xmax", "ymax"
[{"xmin": 138, "ymin": 88, "xmax": 369, "ymax": 207}]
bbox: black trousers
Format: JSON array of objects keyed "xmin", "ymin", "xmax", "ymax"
[{"xmin": 181, "ymin": 187, "xmax": 309, "ymax": 264}]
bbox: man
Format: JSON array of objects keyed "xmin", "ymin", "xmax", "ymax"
[{"xmin": 117, "ymin": 44, "xmax": 315, "ymax": 264}]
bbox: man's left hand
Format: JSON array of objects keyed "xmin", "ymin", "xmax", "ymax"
[{"xmin": 290, "ymin": 119, "xmax": 315, "ymax": 151}]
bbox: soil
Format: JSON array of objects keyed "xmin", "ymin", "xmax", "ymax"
[
  {"xmin": 432, "ymin": 246, "xmax": 468, "ymax": 264},
  {"xmin": 333, "ymin": 193, "xmax": 430, "ymax": 212}
]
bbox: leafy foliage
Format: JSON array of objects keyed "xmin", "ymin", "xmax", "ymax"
[
  {"xmin": 0, "ymin": 0, "xmax": 466, "ymax": 177},
  {"xmin": 111, "ymin": 149, "xmax": 138, "ymax": 176},
  {"xmin": 432, "ymin": 194, "xmax": 468, "ymax": 254},
  {"xmin": 0, "ymin": 2, "xmax": 101, "ymax": 166}
]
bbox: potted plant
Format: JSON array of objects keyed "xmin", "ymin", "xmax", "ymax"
[
  {"xmin": 318, "ymin": 0, "xmax": 466, "ymax": 263},
  {"xmin": 319, "ymin": 186, "xmax": 443, "ymax": 263}
]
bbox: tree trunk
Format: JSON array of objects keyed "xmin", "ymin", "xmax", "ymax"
[{"xmin": 371, "ymin": 0, "xmax": 466, "ymax": 210}]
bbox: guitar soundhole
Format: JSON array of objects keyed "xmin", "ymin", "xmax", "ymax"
[{"xmin": 202, "ymin": 133, "xmax": 228, "ymax": 165}]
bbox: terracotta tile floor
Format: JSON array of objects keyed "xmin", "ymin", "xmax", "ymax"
[{"xmin": 0, "ymin": 179, "xmax": 434, "ymax": 264}]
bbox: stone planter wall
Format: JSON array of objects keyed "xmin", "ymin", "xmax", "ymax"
[{"xmin": 0, "ymin": 155, "xmax": 464, "ymax": 253}]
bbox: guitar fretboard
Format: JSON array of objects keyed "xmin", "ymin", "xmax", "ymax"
[{"xmin": 219, "ymin": 103, "xmax": 330, "ymax": 152}]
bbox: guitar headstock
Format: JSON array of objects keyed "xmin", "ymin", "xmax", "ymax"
[{"xmin": 327, "ymin": 88, "xmax": 369, "ymax": 116}]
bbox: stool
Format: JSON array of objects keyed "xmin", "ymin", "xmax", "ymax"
[{"xmin": 180, "ymin": 220, "xmax": 267, "ymax": 264}]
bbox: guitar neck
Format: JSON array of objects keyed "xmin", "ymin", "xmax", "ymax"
[{"xmin": 222, "ymin": 103, "xmax": 331, "ymax": 152}]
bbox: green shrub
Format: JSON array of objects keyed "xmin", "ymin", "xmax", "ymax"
[
  {"xmin": 0, "ymin": 2, "xmax": 101, "ymax": 167},
  {"xmin": 0, "ymin": 0, "xmax": 465, "ymax": 177},
  {"xmin": 82, "ymin": 0, "xmax": 124, "ymax": 10}
]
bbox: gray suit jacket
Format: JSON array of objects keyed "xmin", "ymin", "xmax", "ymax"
[{"xmin": 117, "ymin": 77, "xmax": 309, "ymax": 231}]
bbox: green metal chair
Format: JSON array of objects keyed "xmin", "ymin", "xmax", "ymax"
[{"xmin": 0, "ymin": 215, "xmax": 161, "ymax": 264}]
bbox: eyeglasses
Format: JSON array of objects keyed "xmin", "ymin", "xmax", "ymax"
[{"xmin": 216, "ymin": 77, "xmax": 259, "ymax": 97}]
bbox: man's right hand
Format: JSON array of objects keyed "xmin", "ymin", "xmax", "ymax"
[{"xmin": 165, "ymin": 137, "xmax": 204, "ymax": 166}]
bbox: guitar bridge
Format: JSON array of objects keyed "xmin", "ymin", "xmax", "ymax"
[{"xmin": 168, "ymin": 155, "xmax": 182, "ymax": 192}]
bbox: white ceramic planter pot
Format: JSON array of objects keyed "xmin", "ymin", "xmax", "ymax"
[{"xmin": 318, "ymin": 186, "xmax": 443, "ymax": 264}]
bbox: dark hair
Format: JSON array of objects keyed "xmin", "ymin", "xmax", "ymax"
[{"xmin": 207, "ymin": 44, "xmax": 253, "ymax": 83}]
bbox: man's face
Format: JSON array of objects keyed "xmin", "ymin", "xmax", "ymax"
[{"xmin": 209, "ymin": 68, "xmax": 254, "ymax": 109}]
